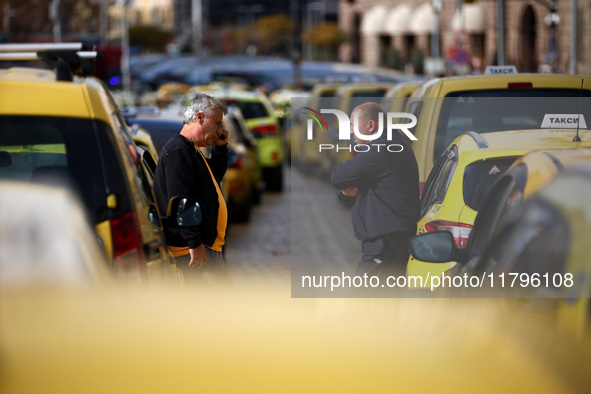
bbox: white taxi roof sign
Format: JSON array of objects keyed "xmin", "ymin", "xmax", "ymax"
[
  {"xmin": 541, "ymin": 114, "xmax": 587, "ymax": 129},
  {"xmin": 484, "ymin": 65, "xmax": 518, "ymax": 75}
]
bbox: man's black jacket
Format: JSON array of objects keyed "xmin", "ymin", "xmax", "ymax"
[
  {"xmin": 330, "ymin": 132, "xmax": 420, "ymax": 240},
  {"xmin": 153, "ymin": 133, "xmax": 228, "ymax": 249}
]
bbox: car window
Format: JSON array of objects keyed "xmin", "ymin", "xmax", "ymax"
[
  {"xmin": 434, "ymin": 89, "xmax": 591, "ymax": 161},
  {"xmin": 132, "ymin": 119, "xmax": 183, "ymax": 152},
  {"xmin": 420, "ymin": 146, "xmax": 458, "ymax": 216},
  {"xmin": 346, "ymin": 96, "xmax": 386, "ymax": 117},
  {"xmin": 463, "ymin": 157, "xmax": 518, "ymax": 211},
  {"xmin": 465, "ymin": 177, "xmax": 525, "ymax": 269},
  {"xmin": 350, "ymin": 89, "xmax": 387, "ymax": 98},
  {"xmin": 0, "ymin": 116, "xmax": 123, "ymax": 224},
  {"xmin": 224, "ymin": 115, "xmax": 243, "ymax": 144},
  {"xmin": 480, "ymin": 198, "xmax": 569, "ymax": 291},
  {"xmin": 224, "ymin": 100, "xmax": 270, "ymax": 119},
  {"xmin": 407, "ymin": 101, "xmax": 423, "ymax": 132}
]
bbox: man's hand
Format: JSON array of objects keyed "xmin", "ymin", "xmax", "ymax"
[
  {"xmin": 214, "ymin": 128, "xmax": 229, "ymax": 146},
  {"xmin": 342, "ymin": 186, "xmax": 359, "ymax": 198},
  {"xmin": 188, "ymin": 244, "xmax": 208, "ymax": 269}
]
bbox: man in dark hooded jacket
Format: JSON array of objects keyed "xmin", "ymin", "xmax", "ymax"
[{"xmin": 331, "ymin": 102, "xmax": 420, "ymax": 277}]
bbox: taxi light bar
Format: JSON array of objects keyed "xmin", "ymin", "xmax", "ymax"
[
  {"xmin": 0, "ymin": 51, "xmax": 97, "ymax": 61},
  {"xmin": 0, "ymin": 43, "xmax": 83, "ymax": 52},
  {"xmin": 425, "ymin": 220, "xmax": 472, "ymax": 248},
  {"xmin": 0, "ymin": 42, "xmax": 98, "ymax": 80}
]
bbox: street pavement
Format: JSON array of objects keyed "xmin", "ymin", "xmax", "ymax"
[{"xmin": 224, "ymin": 164, "xmax": 360, "ymax": 286}]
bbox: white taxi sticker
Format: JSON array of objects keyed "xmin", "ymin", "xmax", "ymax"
[
  {"xmin": 484, "ymin": 65, "xmax": 518, "ymax": 74},
  {"xmin": 541, "ymin": 114, "xmax": 587, "ymax": 129}
]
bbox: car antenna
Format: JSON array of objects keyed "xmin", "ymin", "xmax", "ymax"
[{"xmin": 573, "ymin": 78, "xmax": 584, "ymax": 142}]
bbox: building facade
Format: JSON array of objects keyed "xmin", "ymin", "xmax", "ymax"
[{"xmin": 338, "ymin": 0, "xmax": 591, "ymax": 75}]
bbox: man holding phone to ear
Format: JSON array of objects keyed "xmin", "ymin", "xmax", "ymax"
[{"xmin": 153, "ymin": 93, "xmax": 230, "ymax": 281}]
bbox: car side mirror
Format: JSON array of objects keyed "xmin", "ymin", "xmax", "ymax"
[
  {"xmin": 166, "ymin": 196, "xmax": 202, "ymax": 227},
  {"xmin": 409, "ymin": 231, "xmax": 456, "ymax": 263}
]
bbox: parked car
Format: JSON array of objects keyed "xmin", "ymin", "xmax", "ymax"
[
  {"xmin": 407, "ymin": 129, "xmax": 591, "ymax": 283},
  {"xmin": 381, "ymin": 80, "xmax": 422, "ymax": 113},
  {"xmin": 207, "ymin": 89, "xmax": 285, "ymax": 191},
  {"xmin": 291, "ymin": 82, "xmax": 342, "ymax": 176},
  {"xmin": 0, "ymin": 43, "xmax": 176, "ymax": 283},
  {"xmin": 409, "ymin": 148, "xmax": 591, "ymax": 292},
  {"xmin": 405, "ymin": 72, "xmax": 591, "ymax": 193}
]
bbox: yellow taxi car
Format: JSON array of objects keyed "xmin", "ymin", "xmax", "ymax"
[
  {"xmin": 3, "ymin": 283, "xmax": 591, "ymax": 393},
  {"xmin": 216, "ymin": 106, "xmax": 261, "ymax": 222},
  {"xmin": 155, "ymin": 82, "xmax": 190, "ymax": 108},
  {"xmin": 312, "ymin": 82, "xmax": 394, "ymax": 179},
  {"xmin": 381, "ymin": 80, "xmax": 422, "ymax": 113},
  {"xmin": 206, "ymin": 89, "xmax": 284, "ymax": 191},
  {"xmin": 268, "ymin": 87, "xmax": 310, "ymax": 166},
  {"xmin": 407, "ymin": 128, "xmax": 591, "ymax": 283},
  {"xmin": 405, "ymin": 73, "xmax": 591, "ymax": 193},
  {"xmin": 291, "ymin": 82, "xmax": 341, "ymax": 175},
  {"xmin": 465, "ymin": 165, "xmax": 591, "ymax": 337},
  {"xmin": 0, "ymin": 43, "xmax": 176, "ymax": 283},
  {"xmin": 409, "ymin": 146, "xmax": 591, "ymax": 289}
]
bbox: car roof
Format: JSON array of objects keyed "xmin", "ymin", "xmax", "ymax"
[
  {"xmin": 0, "ymin": 67, "xmax": 111, "ymax": 121},
  {"xmin": 412, "ymin": 73, "xmax": 591, "ymax": 98},
  {"xmin": 335, "ymin": 82, "xmax": 392, "ymax": 95},
  {"xmin": 384, "ymin": 81, "xmax": 422, "ymax": 98},
  {"xmin": 503, "ymin": 147, "xmax": 591, "ymax": 198},
  {"xmin": 206, "ymin": 89, "xmax": 269, "ymax": 101},
  {"xmin": 452, "ymin": 129, "xmax": 591, "ymax": 157}
]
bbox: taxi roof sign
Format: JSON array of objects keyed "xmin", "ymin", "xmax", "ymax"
[
  {"xmin": 541, "ymin": 114, "xmax": 587, "ymax": 129},
  {"xmin": 484, "ymin": 65, "xmax": 518, "ymax": 75}
]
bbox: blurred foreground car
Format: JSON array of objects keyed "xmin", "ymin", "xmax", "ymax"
[
  {"xmin": 0, "ymin": 43, "xmax": 175, "ymax": 283},
  {"xmin": 407, "ymin": 129, "xmax": 591, "ymax": 282},
  {"xmin": 406, "ymin": 72, "xmax": 591, "ymax": 193},
  {"xmin": 1, "ymin": 285, "xmax": 591, "ymax": 393},
  {"xmin": 462, "ymin": 166, "xmax": 591, "ymax": 337},
  {"xmin": 0, "ymin": 180, "xmax": 112, "ymax": 288}
]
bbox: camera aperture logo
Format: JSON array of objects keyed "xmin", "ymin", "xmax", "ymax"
[{"xmin": 302, "ymin": 107, "xmax": 418, "ymax": 153}]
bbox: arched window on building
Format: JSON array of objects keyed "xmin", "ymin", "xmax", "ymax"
[{"xmin": 520, "ymin": 5, "xmax": 538, "ymax": 72}]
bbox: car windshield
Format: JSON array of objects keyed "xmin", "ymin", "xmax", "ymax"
[
  {"xmin": 463, "ymin": 157, "xmax": 518, "ymax": 211},
  {"xmin": 224, "ymin": 100, "xmax": 270, "ymax": 120},
  {"xmin": 435, "ymin": 90, "xmax": 591, "ymax": 160},
  {"xmin": 131, "ymin": 118, "xmax": 183, "ymax": 152}
]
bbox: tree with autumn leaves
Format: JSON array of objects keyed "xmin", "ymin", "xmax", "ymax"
[
  {"xmin": 301, "ymin": 21, "xmax": 346, "ymax": 61},
  {"xmin": 232, "ymin": 14, "xmax": 344, "ymax": 60}
]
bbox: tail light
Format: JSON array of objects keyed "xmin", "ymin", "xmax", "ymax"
[
  {"xmin": 251, "ymin": 124, "xmax": 277, "ymax": 136},
  {"xmin": 229, "ymin": 152, "xmax": 243, "ymax": 169},
  {"xmin": 425, "ymin": 220, "xmax": 472, "ymax": 248},
  {"xmin": 507, "ymin": 82, "xmax": 533, "ymax": 89},
  {"xmin": 111, "ymin": 211, "xmax": 144, "ymax": 281}
]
